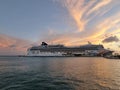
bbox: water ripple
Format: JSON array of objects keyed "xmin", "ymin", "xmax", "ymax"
[{"xmin": 0, "ymin": 57, "xmax": 120, "ymax": 90}]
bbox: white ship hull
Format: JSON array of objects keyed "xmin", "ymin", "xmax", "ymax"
[{"xmin": 27, "ymin": 51, "xmax": 65, "ymax": 56}]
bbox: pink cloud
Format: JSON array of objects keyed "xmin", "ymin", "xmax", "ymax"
[{"xmin": 0, "ymin": 34, "xmax": 32, "ymax": 55}]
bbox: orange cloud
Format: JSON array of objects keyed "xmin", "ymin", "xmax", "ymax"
[
  {"xmin": 90, "ymin": 12, "xmax": 120, "ymax": 39},
  {"xmin": 58, "ymin": 0, "xmax": 96, "ymax": 31},
  {"xmin": 57, "ymin": 0, "xmax": 113, "ymax": 32}
]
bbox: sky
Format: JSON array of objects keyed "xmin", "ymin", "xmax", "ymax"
[{"xmin": 0, "ymin": 0, "xmax": 120, "ymax": 55}]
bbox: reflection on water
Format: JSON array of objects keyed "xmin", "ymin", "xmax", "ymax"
[{"xmin": 0, "ymin": 57, "xmax": 120, "ymax": 90}]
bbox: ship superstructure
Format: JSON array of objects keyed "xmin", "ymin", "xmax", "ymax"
[{"xmin": 27, "ymin": 42, "xmax": 112, "ymax": 56}]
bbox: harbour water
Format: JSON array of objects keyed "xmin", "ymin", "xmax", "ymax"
[{"xmin": 0, "ymin": 57, "xmax": 120, "ymax": 90}]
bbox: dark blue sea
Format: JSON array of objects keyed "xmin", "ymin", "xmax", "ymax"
[{"xmin": 0, "ymin": 57, "xmax": 120, "ymax": 90}]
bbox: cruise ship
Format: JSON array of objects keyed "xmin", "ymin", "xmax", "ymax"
[{"xmin": 27, "ymin": 42, "xmax": 113, "ymax": 56}]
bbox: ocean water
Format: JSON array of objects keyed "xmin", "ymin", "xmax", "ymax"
[{"xmin": 0, "ymin": 57, "xmax": 120, "ymax": 90}]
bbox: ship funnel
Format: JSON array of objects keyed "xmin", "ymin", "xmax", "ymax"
[{"xmin": 41, "ymin": 42, "xmax": 48, "ymax": 46}]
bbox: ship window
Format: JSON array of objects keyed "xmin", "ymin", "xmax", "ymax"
[
  {"xmin": 37, "ymin": 51, "xmax": 39, "ymax": 54},
  {"xmin": 34, "ymin": 51, "xmax": 38, "ymax": 54},
  {"xmin": 32, "ymin": 51, "xmax": 35, "ymax": 54}
]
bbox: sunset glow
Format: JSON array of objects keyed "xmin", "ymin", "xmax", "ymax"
[{"xmin": 0, "ymin": 0, "xmax": 120, "ymax": 55}]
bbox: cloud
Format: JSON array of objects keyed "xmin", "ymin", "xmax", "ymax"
[
  {"xmin": 102, "ymin": 36, "xmax": 119, "ymax": 43},
  {"xmin": 0, "ymin": 34, "xmax": 33, "ymax": 55},
  {"xmin": 86, "ymin": 12, "xmax": 120, "ymax": 40},
  {"xmin": 55, "ymin": 0, "xmax": 94, "ymax": 31},
  {"xmin": 55, "ymin": 0, "xmax": 114, "ymax": 32},
  {"xmin": 86, "ymin": 0, "xmax": 112, "ymax": 16}
]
